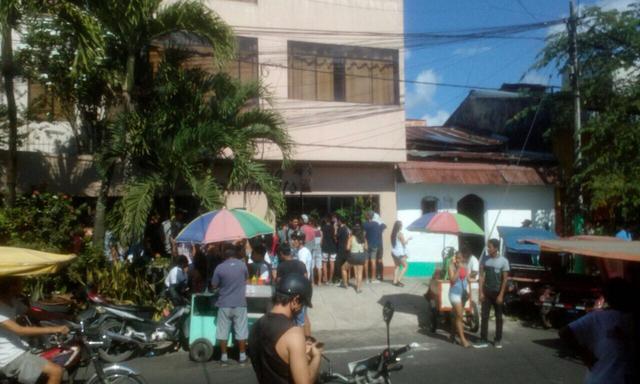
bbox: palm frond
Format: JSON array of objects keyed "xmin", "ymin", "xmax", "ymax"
[
  {"xmin": 227, "ymin": 157, "xmax": 285, "ymax": 217},
  {"xmin": 153, "ymin": 0, "xmax": 235, "ymax": 66},
  {"xmin": 186, "ymin": 170, "xmax": 224, "ymax": 210},
  {"xmin": 49, "ymin": 1, "xmax": 105, "ymax": 73},
  {"xmin": 233, "ymin": 108, "xmax": 292, "ymax": 159},
  {"xmin": 109, "ymin": 175, "xmax": 162, "ymax": 244}
]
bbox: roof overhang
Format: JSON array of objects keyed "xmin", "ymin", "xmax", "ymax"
[
  {"xmin": 525, "ymin": 239, "xmax": 640, "ymax": 262},
  {"xmin": 398, "ymin": 161, "xmax": 556, "ymax": 186}
]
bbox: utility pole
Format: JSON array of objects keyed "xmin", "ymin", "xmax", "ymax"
[{"xmin": 568, "ymin": 0, "xmax": 584, "ymax": 234}]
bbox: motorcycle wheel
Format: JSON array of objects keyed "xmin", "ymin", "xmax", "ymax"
[
  {"xmin": 87, "ymin": 369, "xmax": 147, "ymax": 384},
  {"xmin": 98, "ymin": 319, "xmax": 136, "ymax": 363},
  {"xmin": 464, "ymin": 302, "xmax": 480, "ymax": 333}
]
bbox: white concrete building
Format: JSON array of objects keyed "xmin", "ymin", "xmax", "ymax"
[{"xmin": 396, "ymin": 172, "xmax": 556, "ymax": 277}]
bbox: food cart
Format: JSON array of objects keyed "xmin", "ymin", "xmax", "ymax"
[{"xmin": 188, "ymin": 284, "xmax": 273, "ymax": 362}]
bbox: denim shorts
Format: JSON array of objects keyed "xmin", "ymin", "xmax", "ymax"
[
  {"xmin": 294, "ymin": 306, "xmax": 307, "ymax": 326},
  {"xmin": 367, "ymin": 247, "xmax": 378, "ymax": 260}
]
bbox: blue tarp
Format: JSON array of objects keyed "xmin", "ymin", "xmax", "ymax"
[{"xmin": 498, "ymin": 226, "xmax": 558, "ymax": 255}]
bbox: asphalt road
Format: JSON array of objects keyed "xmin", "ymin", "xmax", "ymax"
[{"xmin": 107, "ymin": 318, "xmax": 586, "ymax": 384}]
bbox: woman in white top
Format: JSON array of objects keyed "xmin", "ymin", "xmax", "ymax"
[{"xmin": 391, "ymin": 221, "xmax": 411, "ymax": 287}]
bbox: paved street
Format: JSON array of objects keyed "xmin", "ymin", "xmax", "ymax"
[{"xmin": 114, "ymin": 279, "xmax": 587, "ymax": 384}]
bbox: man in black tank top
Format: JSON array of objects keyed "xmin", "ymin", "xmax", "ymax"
[{"xmin": 249, "ymin": 273, "xmax": 322, "ymax": 384}]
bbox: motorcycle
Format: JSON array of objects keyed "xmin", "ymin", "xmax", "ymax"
[
  {"xmin": 318, "ymin": 302, "xmax": 416, "ymax": 384},
  {"xmin": 1, "ymin": 310, "xmax": 146, "ymax": 384},
  {"xmin": 94, "ymin": 301, "xmax": 190, "ymax": 362}
]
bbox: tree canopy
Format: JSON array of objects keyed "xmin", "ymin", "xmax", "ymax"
[{"xmin": 536, "ymin": 3, "xmax": 640, "ymax": 227}]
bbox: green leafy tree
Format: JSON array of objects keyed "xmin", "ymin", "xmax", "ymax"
[
  {"xmin": 17, "ymin": 0, "xmax": 235, "ymax": 245},
  {"xmin": 536, "ymin": 3, "xmax": 640, "ymax": 227},
  {"xmin": 109, "ymin": 56, "xmax": 291, "ymax": 243},
  {"xmin": 87, "ymin": 0, "xmax": 234, "ymax": 247}
]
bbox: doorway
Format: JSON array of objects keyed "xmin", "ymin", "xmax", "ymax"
[{"xmin": 457, "ymin": 194, "xmax": 485, "ymax": 257}]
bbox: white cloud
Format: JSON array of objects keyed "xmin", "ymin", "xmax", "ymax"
[
  {"xmin": 521, "ymin": 71, "xmax": 549, "ymax": 85},
  {"xmin": 406, "ymin": 69, "xmax": 439, "ymax": 108},
  {"xmin": 421, "ymin": 110, "xmax": 450, "ymax": 126},
  {"xmin": 404, "ymin": 49, "xmax": 411, "ymax": 61},
  {"xmin": 453, "ymin": 45, "xmax": 491, "ymax": 57}
]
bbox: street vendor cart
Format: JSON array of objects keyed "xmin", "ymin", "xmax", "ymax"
[
  {"xmin": 188, "ymin": 284, "xmax": 273, "ymax": 362},
  {"xmin": 406, "ymin": 212, "xmax": 485, "ymax": 335}
]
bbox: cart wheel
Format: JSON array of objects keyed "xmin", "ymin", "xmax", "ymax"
[
  {"xmin": 189, "ymin": 339, "xmax": 214, "ymax": 362},
  {"xmin": 465, "ymin": 302, "xmax": 480, "ymax": 333}
]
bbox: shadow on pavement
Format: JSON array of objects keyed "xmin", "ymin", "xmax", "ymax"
[
  {"xmin": 377, "ymin": 293, "xmax": 429, "ymax": 328},
  {"xmin": 531, "ymin": 338, "xmax": 583, "ymax": 365}
]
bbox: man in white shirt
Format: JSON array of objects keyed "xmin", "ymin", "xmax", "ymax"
[
  {"xmin": 164, "ymin": 256, "xmax": 189, "ymax": 305},
  {"xmin": 292, "ymin": 231, "xmax": 313, "ymax": 281},
  {"xmin": 291, "ymin": 231, "xmax": 313, "ymax": 337},
  {"xmin": 461, "ymin": 245, "xmax": 480, "ymax": 282},
  {"xmin": 0, "ymin": 277, "xmax": 69, "ymax": 384}
]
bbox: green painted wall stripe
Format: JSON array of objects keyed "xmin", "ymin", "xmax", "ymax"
[{"xmin": 404, "ymin": 262, "xmax": 438, "ymax": 277}]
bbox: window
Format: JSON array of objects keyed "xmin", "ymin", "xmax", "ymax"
[
  {"xmin": 421, "ymin": 196, "xmax": 438, "ymax": 214},
  {"xmin": 288, "ymin": 41, "xmax": 399, "ymax": 105},
  {"xmin": 224, "ymin": 37, "xmax": 259, "ymax": 83},
  {"xmin": 149, "ymin": 36, "xmax": 259, "ymax": 84},
  {"xmin": 27, "ymin": 80, "xmax": 64, "ymax": 121}
]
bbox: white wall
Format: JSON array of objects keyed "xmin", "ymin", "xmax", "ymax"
[
  {"xmin": 396, "ymin": 183, "xmax": 556, "ymax": 264},
  {"xmin": 201, "ymin": 0, "xmax": 406, "ymax": 163}
]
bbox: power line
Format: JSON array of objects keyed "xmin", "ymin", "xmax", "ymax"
[
  {"xmin": 250, "ymin": 59, "xmax": 560, "ymax": 91},
  {"xmin": 516, "ymin": 0, "xmax": 540, "ymax": 21}
]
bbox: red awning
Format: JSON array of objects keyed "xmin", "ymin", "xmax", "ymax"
[
  {"xmin": 398, "ymin": 161, "xmax": 555, "ymax": 186},
  {"xmin": 525, "ymin": 239, "xmax": 640, "ymax": 262}
]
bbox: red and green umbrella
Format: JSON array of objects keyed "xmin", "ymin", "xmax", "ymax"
[
  {"xmin": 176, "ymin": 208, "xmax": 273, "ymax": 244},
  {"xmin": 407, "ymin": 212, "xmax": 484, "ymax": 236}
]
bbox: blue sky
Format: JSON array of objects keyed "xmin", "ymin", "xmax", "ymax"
[{"xmin": 404, "ymin": 0, "xmax": 636, "ymax": 125}]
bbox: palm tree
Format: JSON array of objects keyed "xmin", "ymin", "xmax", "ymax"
[
  {"xmin": 109, "ymin": 57, "xmax": 291, "ymax": 243},
  {"xmin": 75, "ymin": 0, "xmax": 236, "ymax": 246}
]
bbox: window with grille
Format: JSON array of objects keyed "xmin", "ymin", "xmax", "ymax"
[{"xmin": 288, "ymin": 41, "xmax": 399, "ymax": 105}]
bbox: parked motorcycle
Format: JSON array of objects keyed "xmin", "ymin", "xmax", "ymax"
[
  {"xmin": 94, "ymin": 301, "xmax": 190, "ymax": 362},
  {"xmin": 1, "ymin": 311, "xmax": 146, "ymax": 384},
  {"xmin": 319, "ymin": 302, "xmax": 416, "ymax": 384}
]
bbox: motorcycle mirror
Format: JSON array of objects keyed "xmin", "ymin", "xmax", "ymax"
[{"xmin": 383, "ymin": 301, "xmax": 394, "ymax": 324}]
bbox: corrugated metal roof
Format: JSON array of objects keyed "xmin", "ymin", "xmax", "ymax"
[
  {"xmin": 407, "ymin": 126, "xmax": 505, "ymax": 148},
  {"xmin": 398, "ymin": 161, "xmax": 556, "ymax": 186}
]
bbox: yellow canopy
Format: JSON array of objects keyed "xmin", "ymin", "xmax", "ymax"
[{"xmin": 0, "ymin": 247, "xmax": 77, "ymax": 276}]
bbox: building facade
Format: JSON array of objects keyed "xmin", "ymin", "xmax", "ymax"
[
  {"xmin": 2, "ymin": 0, "xmax": 406, "ymax": 270},
  {"xmin": 206, "ymin": 0, "xmax": 406, "ymax": 270}
]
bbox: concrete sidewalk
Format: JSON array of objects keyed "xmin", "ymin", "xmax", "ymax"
[{"xmin": 307, "ymin": 278, "xmax": 430, "ymax": 331}]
